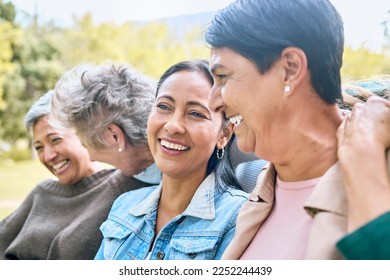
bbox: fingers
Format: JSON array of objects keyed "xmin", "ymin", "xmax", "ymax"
[
  {"xmin": 340, "ymin": 109, "xmax": 351, "ymax": 117},
  {"xmin": 336, "ymin": 115, "xmax": 349, "ymax": 146},
  {"xmin": 348, "ymin": 96, "xmax": 390, "ymax": 149}
]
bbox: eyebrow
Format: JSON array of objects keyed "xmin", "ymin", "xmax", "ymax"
[
  {"xmin": 156, "ymin": 95, "xmax": 174, "ymax": 102},
  {"xmin": 33, "ymin": 140, "xmax": 41, "ymax": 146},
  {"xmin": 156, "ymin": 95, "xmax": 212, "ymax": 115}
]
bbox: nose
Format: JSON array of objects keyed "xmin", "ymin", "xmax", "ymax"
[
  {"xmin": 164, "ymin": 112, "xmax": 186, "ymax": 135},
  {"xmin": 43, "ymin": 145, "xmax": 57, "ymax": 163},
  {"xmin": 208, "ymin": 84, "xmax": 225, "ymax": 113}
]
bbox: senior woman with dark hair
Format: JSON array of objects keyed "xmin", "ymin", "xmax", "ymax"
[
  {"xmin": 95, "ymin": 59, "xmax": 248, "ymax": 260},
  {"xmin": 0, "ymin": 90, "xmax": 151, "ymax": 259},
  {"xmin": 205, "ymin": 0, "xmax": 350, "ymax": 259},
  {"xmin": 51, "ymin": 62, "xmax": 160, "ymax": 184}
]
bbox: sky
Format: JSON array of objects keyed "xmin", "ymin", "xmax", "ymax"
[{"xmin": 8, "ymin": 0, "xmax": 390, "ymax": 52}]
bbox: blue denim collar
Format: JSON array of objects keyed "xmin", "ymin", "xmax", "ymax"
[
  {"xmin": 132, "ymin": 163, "xmax": 162, "ymax": 185},
  {"xmin": 129, "ymin": 173, "xmax": 216, "ymax": 220}
]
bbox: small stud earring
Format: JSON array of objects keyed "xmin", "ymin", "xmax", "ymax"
[
  {"xmin": 284, "ymin": 85, "xmax": 291, "ymax": 93},
  {"xmin": 118, "ymin": 148, "xmax": 122, "ymax": 153}
]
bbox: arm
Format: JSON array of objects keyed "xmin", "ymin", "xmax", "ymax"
[
  {"xmin": 336, "ymin": 96, "xmax": 390, "ymax": 259},
  {"xmin": 0, "ymin": 192, "xmax": 34, "ymax": 259},
  {"xmin": 337, "ymin": 96, "xmax": 390, "ymax": 232}
]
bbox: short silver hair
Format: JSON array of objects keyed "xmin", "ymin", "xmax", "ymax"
[
  {"xmin": 51, "ymin": 62, "xmax": 156, "ymax": 149},
  {"xmin": 24, "ymin": 90, "xmax": 54, "ymax": 131}
]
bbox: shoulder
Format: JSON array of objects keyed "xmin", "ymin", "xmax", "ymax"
[
  {"xmin": 35, "ymin": 178, "xmax": 61, "ymax": 191},
  {"xmin": 110, "ymin": 185, "xmax": 158, "ymax": 211},
  {"xmin": 106, "ymin": 169, "xmax": 154, "ymax": 191},
  {"xmin": 235, "ymin": 159, "xmax": 268, "ymax": 193}
]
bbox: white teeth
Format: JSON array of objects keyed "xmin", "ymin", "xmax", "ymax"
[
  {"xmin": 53, "ymin": 160, "xmax": 68, "ymax": 171},
  {"xmin": 161, "ymin": 140, "xmax": 189, "ymax": 151},
  {"xmin": 229, "ymin": 115, "xmax": 243, "ymax": 126}
]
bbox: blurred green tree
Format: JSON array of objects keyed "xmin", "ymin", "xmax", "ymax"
[{"xmin": 0, "ymin": 0, "xmax": 62, "ymax": 159}]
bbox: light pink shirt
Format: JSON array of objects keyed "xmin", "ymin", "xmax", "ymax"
[{"xmin": 240, "ymin": 176, "xmax": 320, "ymax": 260}]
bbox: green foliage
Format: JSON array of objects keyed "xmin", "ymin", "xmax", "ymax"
[
  {"xmin": 0, "ymin": 4, "xmax": 63, "ymax": 143},
  {"xmin": 52, "ymin": 14, "xmax": 209, "ymax": 78},
  {"xmin": 0, "ymin": 0, "xmax": 16, "ymax": 23},
  {"xmin": 0, "ymin": 20, "xmax": 21, "ymax": 109},
  {"xmin": 342, "ymin": 46, "xmax": 390, "ymax": 81},
  {"xmin": 0, "ymin": 0, "xmax": 20, "ymax": 108},
  {"xmin": 0, "ymin": 32, "xmax": 63, "ymax": 142},
  {"xmin": 1, "ymin": 145, "xmax": 31, "ymax": 161}
]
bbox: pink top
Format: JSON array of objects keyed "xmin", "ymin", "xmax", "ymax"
[{"xmin": 240, "ymin": 176, "xmax": 320, "ymax": 260}]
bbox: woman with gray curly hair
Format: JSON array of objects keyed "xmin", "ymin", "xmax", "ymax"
[{"xmin": 51, "ymin": 62, "xmax": 161, "ymax": 183}]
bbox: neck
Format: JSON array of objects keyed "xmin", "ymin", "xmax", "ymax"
[
  {"xmin": 117, "ymin": 145, "xmax": 154, "ymax": 177},
  {"xmin": 155, "ymin": 173, "xmax": 204, "ymax": 234},
  {"xmin": 84, "ymin": 162, "xmax": 104, "ymax": 178},
  {"xmin": 273, "ymin": 99, "xmax": 343, "ymax": 182}
]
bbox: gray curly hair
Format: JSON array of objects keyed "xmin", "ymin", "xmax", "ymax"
[
  {"xmin": 338, "ymin": 77, "xmax": 390, "ymax": 110},
  {"xmin": 24, "ymin": 89, "xmax": 55, "ymax": 131},
  {"xmin": 51, "ymin": 62, "xmax": 156, "ymax": 150}
]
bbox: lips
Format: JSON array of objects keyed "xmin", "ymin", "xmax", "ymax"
[
  {"xmin": 160, "ymin": 139, "xmax": 189, "ymax": 151},
  {"xmin": 52, "ymin": 159, "xmax": 69, "ymax": 174}
]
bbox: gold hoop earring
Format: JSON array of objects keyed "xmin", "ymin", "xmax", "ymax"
[{"xmin": 216, "ymin": 147, "xmax": 224, "ymax": 160}]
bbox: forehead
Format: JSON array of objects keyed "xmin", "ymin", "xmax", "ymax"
[
  {"xmin": 32, "ymin": 116, "xmax": 73, "ymax": 141},
  {"xmin": 210, "ymin": 47, "xmax": 250, "ymax": 71},
  {"xmin": 158, "ymin": 70, "xmax": 212, "ymax": 100}
]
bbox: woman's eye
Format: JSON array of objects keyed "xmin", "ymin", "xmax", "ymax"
[
  {"xmin": 156, "ymin": 103, "xmax": 170, "ymax": 111},
  {"xmin": 34, "ymin": 146, "xmax": 43, "ymax": 152},
  {"xmin": 51, "ymin": 137, "xmax": 62, "ymax": 144},
  {"xmin": 189, "ymin": 111, "xmax": 207, "ymax": 119},
  {"xmin": 214, "ymin": 74, "xmax": 227, "ymax": 82}
]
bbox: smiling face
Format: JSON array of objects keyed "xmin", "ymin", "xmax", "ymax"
[
  {"xmin": 208, "ymin": 47, "xmax": 286, "ymax": 158},
  {"xmin": 32, "ymin": 116, "xmax": 96, "ymax": 185},
  {"xmin": 147, "ymin": 70, "xmax": 227, "ymax": 179}
]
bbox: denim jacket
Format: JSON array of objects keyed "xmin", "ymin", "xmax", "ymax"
[{"xmin": 94, "ymin": 174, "xmax": 248, "ymax": 260}]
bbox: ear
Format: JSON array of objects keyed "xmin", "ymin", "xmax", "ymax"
[
  {"xmin": 280, "ymin": 47, "xmax": 308, "ymax": 93},
  {"xmin": 104, "ymin": 124, "xmax": 126, "ymax": 151},
  {"xmin": 216, "ymin": 123, "xmax": 234, "ymax": 149}
]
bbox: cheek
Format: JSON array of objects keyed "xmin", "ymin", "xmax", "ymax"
[
  {"xmin": 223, "ymin": 84, "xmax": 242, "ymax": 108},
  {"xmin": 196, "ymin": 127, "xmax": 220, "ymax": 151},
  {"xmin": 38, "ymin": 153, "xmax": 46, "ymax": 165},
  {"xmin": 147, "ymin": 114, "xmax": 159, "ymax": 146}
]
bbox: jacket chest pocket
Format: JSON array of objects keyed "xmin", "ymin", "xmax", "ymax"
[
  {"xmin": 169, "ymin": 236, "xmax": 220, "ymax": 260},
  {"xmin": 100, "ymin": 220, "xmax": 147, "ymax": 260}
]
